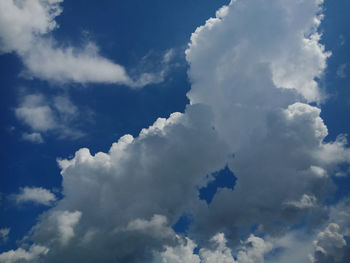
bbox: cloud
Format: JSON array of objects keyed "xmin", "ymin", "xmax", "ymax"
[
  {"xmin": 184, "ymin": 0, "xmax": 348, "ymax": 240},
  {"xmin": 311, "ymin": 223, "xmax": 347, "ymax": 263},
  {"xmin": 199, "ymin": 233, "xmax": 236, "ymax": 263},
  {"xmin": 21, "ymin": 132, "xmax": 44, "ymax": 143},
  {"xmin": 284, "ymin": 194, "xmax": 318, "ymax": 209},
  {"xmin": 336, "ymin": 64, "xmax": 347, "ymax": 79},
  {"xmin": 15, "ymin": 94, "xmax": 57, "ymax": 132},
  {"xmin": 2, "ymin": 0, "xmax": 350, "ymax": 262},
  {"xmin": 0, "ymin": 228, "xmax": 10, "ymax": 243},
  {"xmin": 153, "ymin": 237, "xmax": 200, "ymax": 263},
  {"xmin": 0, "ymin": 0, "xmax": 63, "ymax": 54},
  {"xmin": 12, "ymin": 187, "xmax": 56, "ymax": 206},
  {"xmin": 15, "ymin": 93, "xmax": 84, "ymax": 141},
  {"xmin": 0, "ymin": 0, "xmax": 165, "ymax": 87},
  {"xmin": 186, "ymin": 0, "xmax": 329, "ymax": 103},
  {"xmin": 154, "ymin": 232, "xmax": 273, "ymax": 263},
  {"xmin": 0, "ymin": 245, "xmax": 49, "ymax": 263}
]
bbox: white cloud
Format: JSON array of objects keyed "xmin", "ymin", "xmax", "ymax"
[
  {"xmin": 155, "ymin": 232, "xmax": 273, "ymax": 263},
  {"xmin": 3, "ymin": 0, "xmax": 350, "ymax": 262},
  {"xmin": 15, "ymin": 93, "xmax": 84, "ymax": 141},
  {"xmin": 31, "ymin": 210, "xmax": 82, "ymax": 247},
  {"xmin": 311, "ymin": 223, "xmax": 347, "ymax": 263},
  {"xmin": 0, "ymin": 245, "xmax": 49, "ymax": 263},
  {"xmin": 236, "ymin": 235, "xmax": 273, "ymax": 263},
  {"xmin": 21, "ymin": 40, "xmax": 132, "ymax": 85},
  {"xmin": 15, "ymin": 94, "xmax": 57, "ymax": 132},
  {"xmin": 163, "ymin": 49, "xmax": 175, "ymax": 64},
  {"xmin": 0, "ymin": 0, "xmax": 63, "ymax": 54},
  {"xmin": 0, "ymin": 228, "xmax": 10, "ymax": 243},
  {"xmin": 186, "ymin": 0, "xmax": 329, "ymax": 103},
  {"xmin": 153, "ymin": 237, "xmax": 200, "ymax": 263},
  {"xmin": 284, "ymin": 194, "xmax": 318, "ymax": 209},
  {"xmin": 56, "ymin": 210, "xmax": 82, "ymax": 245},
  {"xmin": 199, "ymin": 233, "xmax": 236, "ymax": 263},
  {"xmin": 0, "ymin": 0, "xmax": 165, "ymax": 87},
  {"xmin": 13, "ymin": 187, "xmax": 56, "ymax": 206}
]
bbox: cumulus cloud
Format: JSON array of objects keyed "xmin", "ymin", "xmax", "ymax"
[
  {"xmin": 153, "ymin": 237, "xmax": 200, "ymax": 263},
  {"xmin": 0, "ymin": 245, "xmax": 48, "ymax": 263},
  {"xmin": 12, "ymin": 187, "xmax": 56, "ymax": 206},
  {"xmin": 2, "ymin": 0, "xmax": 350, "ymax": 262},
  {"xmin": 154, "ymin": 232, "xmax": 272, "ymax": 263},
  {"xmin": 0, "ymin": 0, "xmax": 165, "ymax": 87},
  {"xmin": 199, "ymin": 233, "xmax": 236, "ymax": 263},
  {"xmin": 15, "ymin": 93, "xmax": 84, "ymax": 141},
  {"xmin": 311, "ymin": 223, "xmax": 347, "ymax": 263},
  {"xmin": 185, "ymin": 0, "xmax": 348, "ymax": 240}
]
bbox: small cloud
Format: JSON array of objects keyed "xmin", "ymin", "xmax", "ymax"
[
  {"xmin": 15, "ymin": 93, "xmax": 85, "ymax": 142},
  {"xmin": 336, "ymin": 64, "xmax": 347, "ymax": 79},
  {"xmin": 12, "ymin": 187, "xmax": 56, "ymax": 206},
  {"xmin": 0, "ymin": 228, "xmax": 10, "ymax": 243},
  {"xmin": 339, "ymin": 35, "xmax": 346, "ymax": 46},
  {"xmin": 22, "ymin": 132, "xmax": 44, "ymax": 144},
  {"xmin": 284, "ymin": 194, "xmax": 317, "ymax": 209},
  {"xmin": 163, "ymin": 48, "xmax": 175, "ymax": 64},
  {"xmin": 15, "ymin": 94, "xmax": 57, "ymax": 132}
]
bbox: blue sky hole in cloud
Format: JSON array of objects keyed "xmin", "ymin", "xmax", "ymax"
[{"xmin": 199, "ymin": 165, "xmax": 237, "ymax": 205}]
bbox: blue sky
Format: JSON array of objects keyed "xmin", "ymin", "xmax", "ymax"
[{"xmin": 0, "ymin": 0, "xmax": 350, "ymax": 262}]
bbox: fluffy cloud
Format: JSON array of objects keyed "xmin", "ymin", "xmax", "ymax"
[
  {"xmin": 185, "ymin": 0, "xmax": 349, "ymax": 240},
  {"xmin": 154, "ymin": 232, "xmax": 272, "ymax": 263},
  {"xmin": 15, "ymin": 93, "xmax": 84, "ymax": 141},
  {"xmin": 12, "ymin": 187, "xmax": 56, "ymax": 206},
  {"xmin": 15, "ymin": 94, "xmax": 57, "ymax": 132},
  {"xmin": 199, "ymin": 233, "xmax": 236, "ymax": 263},
  {"xmin": 153, "ymin": 237, "xmax": 200, "ymax": 263},
  {"xmin": 0, "ymin": 245, "xmax": 48, "ymax": 263},
  {"xmin": 2, "ymin": 0, "xmax": 350, "ymax": 262},
  {"xmin": 0, "ymin": 0, "xmax": 165, "ymax": 86},
  {"xmin": 311, "ymin": 223, "xmax": 347, "ymax": 263}
]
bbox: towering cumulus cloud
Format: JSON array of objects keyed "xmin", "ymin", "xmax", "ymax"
[{"xmin": 1, "ymin": 0, "xmax": 349, "ymax": 262}]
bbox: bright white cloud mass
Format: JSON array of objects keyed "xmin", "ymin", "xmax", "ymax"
[
  {"xmin": 0, "ymin": 0, "xmax": 166, "ymax": 87},
  {"xmin": 1, "ymin": 0, "xmax": 350, "ymax": 262}
]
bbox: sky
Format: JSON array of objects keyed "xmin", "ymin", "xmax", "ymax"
[{"xmin": 0, "ymin": 0, "xmax": 350, "ymax": 262}]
